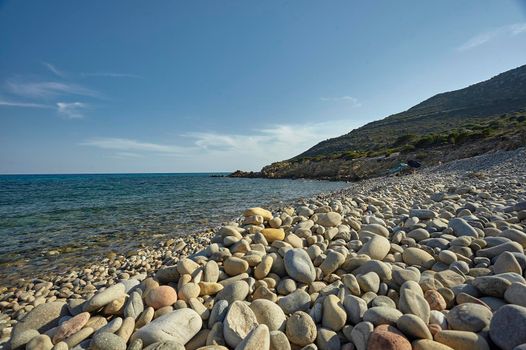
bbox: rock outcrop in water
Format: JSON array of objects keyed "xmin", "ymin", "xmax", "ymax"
[{"xmin": 1, "ymin": 148, "xmax": 526, "ymax": 350}]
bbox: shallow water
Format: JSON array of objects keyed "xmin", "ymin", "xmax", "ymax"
[{"xmin": 0, "ymin": 173, "xmax": 349, "ymax": 283}]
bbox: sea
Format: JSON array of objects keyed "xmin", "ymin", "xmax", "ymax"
[{"xmin": 0, "ymin": 173, "xmax": 349, "ymax": 285}]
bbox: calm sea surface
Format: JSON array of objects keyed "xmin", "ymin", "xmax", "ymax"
[{"xmin": 0, "ymin": 173, "xmax": 348, "ymax": 284}]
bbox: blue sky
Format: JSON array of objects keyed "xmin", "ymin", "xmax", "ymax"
[{"xmin": 1, "ymin": 0, "xmax": 526, "ymax": 173}]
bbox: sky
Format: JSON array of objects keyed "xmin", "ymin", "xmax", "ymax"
[{"xmin": 1, "ymin": 1, "xmax": 526, "ymax": 174}]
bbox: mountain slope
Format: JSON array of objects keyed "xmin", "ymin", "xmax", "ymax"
[
  {"xmin": 296, "ymin": 64, "xmax": 526, "ymax": 159},
  {"xmin": 238, "ymin": 64, "xmax": 526, "ymax": 180}
]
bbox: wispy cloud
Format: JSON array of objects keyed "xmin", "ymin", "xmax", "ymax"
[
  {"xmin": 81, "ymin": 72, "xmax": 141, "ymax": 79},
  {"xmin": 5, "ymin": 80, "xmax": 100, "ymax": 99},
  {"xmin": 458, "ymin": 22, "xmax": 526, "ymax": 51},
  {"xmin": 81, "ymin": 120, "xmax": 360, "ymax": 170},
  {"xmin": 0, "ymin": 99, "xmax": 50, "ymax": 109},
  {"xmin": 57, "ymin": 102, "xmax": 87, "ymax": 119},
  {"xmin": 42, "ymin": 62, "xmax": 66, "ymax": 78},
  {"xmin": 81, "ymin": 138, "xmax": 189, "ymax": 154},
  {"xmin": 320, "ymin": 95, "xmax": 361, "ymax": 107}
]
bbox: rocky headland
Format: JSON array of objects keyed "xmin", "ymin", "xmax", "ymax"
[{"xmin": 1, "ymin": 148, "xmax": 526, "ymax": 350}]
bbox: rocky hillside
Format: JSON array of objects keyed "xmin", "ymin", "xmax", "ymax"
[{"xmin": 234, "ymin": 64, "xmax": 526, "ymax": 180}]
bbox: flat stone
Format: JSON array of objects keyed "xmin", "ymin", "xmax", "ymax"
[
  {"xmin": 10, "ymin": 301, "xmax": 68, "ymax": 349},
  {"xmin": 399, "ymin": 285, "xmax": 430, "ymax": 324},
  {"xmin": 261, "ymin": 228, "xmax": 285, "ymax": 242},
  {"xmin": 472, "ymin": 275, "xmax": 511, "ymax": 297},
  {"xmin": 131, "ymin": 308, "xmax": 202, "ymax": 346},
  {"xmin": 402, "ymin": 248, "xmax": 435, "ymax": 268},
  {"xmin": 277, "ymin": 289, "xmax": 311, "ymax": 315},
  {"xmin": 343, "ymin": 295, "xmax": 368, "ymax": 325},
  {"xmin": 504, "ymin": 282, "xmax": 526, "ymax": 307},
  {"xmin": 314, "ymin": 212, "xmax": 342, "ymax": 227},
  {"xmin": 84, "ymin": 283, "xmax": 126, "ymax": 312},
  {"xmin": 215, "ymin": 280, "xmax": 249, "ymax": 304},
  {"xmin": 446, "ymin": 303, "xmax": 492, "ymax": 332},
  {"xmin": 53, "ymin": 312, "xmax": 90, "ymax": 343}
]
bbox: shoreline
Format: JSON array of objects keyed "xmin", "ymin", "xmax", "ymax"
[{"xmin": 1, "ymin": 147, "xmax": 526, "ymax": 349}]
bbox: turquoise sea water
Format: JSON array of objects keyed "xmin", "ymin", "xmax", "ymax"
[{"xmin": 0, "ymin": 173, "xmax": 348, "ymax": 283}]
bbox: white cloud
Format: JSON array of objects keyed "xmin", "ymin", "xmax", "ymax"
[
  {"xmin": 81, "ymin": 72, "xmax": 140, "ymax": 78},
  {"xmin": 0, "ymin": 100, "xmax": 50, "ymax": 108},
  {"xmin": 81, "ymin": 120, "xmax": 360, "ymax": 170},
  {"xmin": 42, "ymin": 62, "xmax": 66, "ymax": 78},
  {"xmin": 458, "ymin": 22, "xmax": 526, "ymax": 51},
  {"xmin": 57, "ymin": 102, "xmax": 87, "ymax": 119},
  {"xmin": 320, "ymin": 96, "xmax": 361, "ymax": 107},
  {"xmin": 81, "ymin": 138, "xmax": 190, "ymax": 154},
  {"xmin": 5, "ymin": 80, "xmax": 100, "ymax": 99}
]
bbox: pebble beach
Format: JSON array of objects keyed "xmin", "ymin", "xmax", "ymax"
[{"xmin": 2, "ymin": 147, "xmax": 526, "ymax": 350}]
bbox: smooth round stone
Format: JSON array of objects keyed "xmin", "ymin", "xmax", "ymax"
[
  {"xmin": 494, "ymin": 252, "xmax": 522, "ymax": 274},
  {"xmin": 504, "ymin": 282, "xmax": 526, "ymax": 307},
  {"xmin": 319, "ymin": 250, "xmax": 345, "ymax": 276},
  {"xmin": 358, "ymin": 236, "xmax": 391, "ymax": 260},
  {"xmin": 249, "ymin": 299, "xmax": 286, "ymax": 331},
  {"xmin": 215, "ymin": 281, "xmax": 249, "ymax": 304},
  {"xmin": 261, "ymin": 228, "xmax": 285, "ymax": 242},
  {"xmin": 396, "ymin": 314, "xmax": 432, "ymax": 339},
  {"xmin": 410, "ymin": 209, "xmax": 436, "ymax": 220},
  {"xmin": 357, "ymin": 272, "xmax": 380, "ymax": 293},
  {"xmin": 84, "ymin": 283, "xmax": 126, "ymax": 312},
  {"xmin": 277, "ymin": 289, "xmax": 311, "ymax": 315},
  {"xmin": 315, "ymin": 212, "xmax": 342, "ymax": 227},
  {"xmin": 399, "ymin": 286, "xmax": 430, "ymax": 324},
  {"xmin": 177, "ymin": 283, "xmax": 200, "ymax": 301},
  {"xmin": 286, "ymin": 311, "xmax": 317, "ymax": 347},
  {"xmin": 371, "ymin": 296, "xmax": 396, "ymax": 308},
  {"xmin": 434, "ymin": 330, "xmax": 489, "ymax": 350},
  {"xmin": 198, "ymin": 282, "xmax": 224, "ymax": 296},
  {"xmin": 204, "ymin": 260, "xmax": 220, "ymax": 283},
  {"xmin": 224, "ymin": 257, "xmax": 250, "ymax": 276},
  {"xmin": 367, "ymin": 324, "xmax": 411, "ymax": 350},
  {"xmin": 343, "ymin": 295, "xmax": 368, "ymax": 325},
  {"xmin": 145, "ymin": 286, "xmax": 177, "ymax": 310},
  {"xmin": 245, "ymin": 207, "xmax": 273, "ymax": 221},
  {"xmin": 424, "ymin": 290, "xmax": 447, "ymax": 311},
  {"xmin": 131, "ymin": 308, "xmax": 202, "ymax": 346},
  {"xmin": 438, "ymin": 250, "xmax": 457, "ymax": 265},
  {"xmin": 351, "ymin": 321, "xmax": 374, "ymax": 350},
  {"xmin": 124, "ymin": 291, "xmax": 145, "ymax": 318},
  {"xmin": 95, "ymin": 317, "xmax": 122, "ymax": 335},
  {"xmin": 363, "ymin": 306, "xmax": 403, "ymax": 326},
  {"xmin": 408, "ymin": 228, "xmax": 431, "ymax": 242},
  {"xmin": 53, "ymin": 312, "xmax": 91, "ymax": 343},
  {"xmin": 284, "ymin": 248, "xmax": 316, "ymax": 283},
  {"xmin": 472, "ymin": 276, "xmax": 511, "ymax": 297},
  {"xmin": 490, "ymin": 304, "xmax": 526, "ymax": 350},
  {"xmin": 223, "ymin": 301, "xmax": 259, "ymax": 348},
  {"xmin": 392, "ymin": 268, "xmax": 420, "ymax": 286},
  {"xmin": 402, "ymin": 248, "xmax": 435, "ymax": 268},
  {"xmin": 90, "ymin": 332, "xmax": 127, "ymax": 350},
  {"xmin": 177, "ymin": 258, "xmax": 200, "ymax": 275},
  {"xmin": 360, "ymin": 224, "xmax": 389, "ymax": 237},
  {"xmin": 446, "ymin": 303, "xmax": 492, "ymax": 332},
  {"xmin": 322, "ymin": 295, "xmax": 347, "ymax": 332},
  {"xmin": 208, "ymin": 299, "xmax": 228, "ymax": 328},
  {"xmin": 254, "ymin": 255, "xmax": 274, "ymax": 280},
  {"xmin": 449, "ymin": 218, "xmax": 478, "ymax": 237},
  {"xmin": 26, "ymin": 334, "xmax": 53, "ymax": 350},
  {"xmin": 269, "ymin": 330, "xmax": 291, "ymax": 350}
]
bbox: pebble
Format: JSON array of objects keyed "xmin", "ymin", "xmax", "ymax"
[
  {"xmin": 277, "ymin": 289, "xmax": 311, "ymax": 315},
  {"xmin": 322, "ymin": 295, "xmax": 346, "ymax": 331},
  {"xmin": 284, "ymin": 311, "xmax": 316, "ymax": 346},
  {"xmin": 249, "ymin": 299, "xmax": 286, "ymax": 332},
  {"xmin": 490, "ymin": 304, "xmax": 526, "ymax": 350},
  {"xmin": 367, "ymin": 324, "xmax": 411, "ymax": 350},
  {"xmin": 284, "ymin": 248, "xmax": 316, "ymax": 284},
  {"xmin": 446, "ymin": 303, "xmax": 492, "ymax": 332},
  {"xmin": 83, "ymin": 283, "xmax": 126, "ymax": 312},
  {"xmin": 145, "ymin": 286, "xmax": 177, "ymax": 309},
  {"xmin": 350, "ymin": 321, "xmax": 374, "ymax": 350},
  {"xmin": 132, "ymin": 308, "xmax": 202, "ymax": 346},
  {"xmin": 90, "ymin": 332, "xmax": 127, "ymax": 350},
  {"xmin": 396, "ymin": 314, "xmax": 432, "ymax": 339},
  {"xmin": 434, "ymin": 330, "xmax": 489, "ymax": 350}
]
